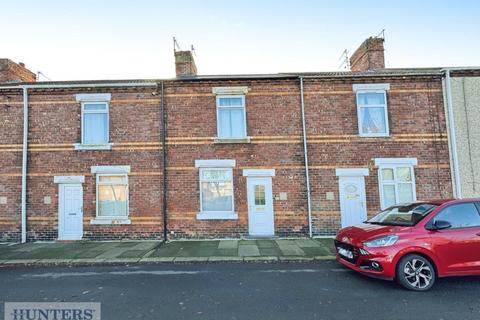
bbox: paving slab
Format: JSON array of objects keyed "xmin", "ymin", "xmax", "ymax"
[
  {"xmin": 217, "ymin": 240, "xmax": 238, "ymax": 250},
  {"xmin": 117, "ymin": 250, "xmax": 148, "ymax": 259},
  {"xmin": 238, "ymin": 245, "xmax": 260, "ymax": 256},
  {"xmin": 295, "ymin": 239, "xmax": 321, "ymax": 248},
  {"xmin": 276, "ymin": 243, "xmax": 305, "ymax": 256},
  {"xmin": 131, "ymin": 242, "xmax": 161, "ymax": 251},
  {"xmin": 258, "ymin": 247, "xmax": 281, "ymax": 256},
  {"xmin": 95, "ymin": 248, "xmax": 130, "ymax": 259},
  {"xmin": 213, "ymin": 248, "xmax": 238, "ymax": 256},
  {"xmin": 256, "ymin": 240, "xmax": 278, "ymax": 248}
]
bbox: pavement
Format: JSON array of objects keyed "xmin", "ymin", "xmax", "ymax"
[
  {"xmin": 1, "ymin": 262, "xmax": 479, "ymax": 320},
  {"xmin": 0, "ymin": 238, "xmax": 335, "ymax": 267}
]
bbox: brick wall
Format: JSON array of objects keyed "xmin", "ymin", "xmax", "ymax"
[
  {"xmin": 350, "ymin": 37, "xmax": 385, "ymax": 71},
  {"xmin": 0, "ymin": 59, "xmax": 36, "ymax": 83},
  {"xmin": 0, "ymin": 74, "xmax": 453, "ymax": 241}
]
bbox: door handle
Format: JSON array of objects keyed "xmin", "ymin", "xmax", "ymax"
[{"xmin": 68, "ymin": 213, "xmax": 76, "ymax": 216}]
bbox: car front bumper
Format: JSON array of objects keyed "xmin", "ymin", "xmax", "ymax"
[{"xmin": 335, "ymin": 241, "xmax": 396, "ymax": 280}]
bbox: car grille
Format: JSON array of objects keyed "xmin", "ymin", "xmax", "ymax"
[{"xmin": 335, "ymin": 240, "xmax": 359, "ymax": 264}]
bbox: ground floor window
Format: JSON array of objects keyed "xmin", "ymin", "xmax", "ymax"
[
  {"xmin": 97, "ymin": 174, "xmax": 129, "ymax": 218},
  {"xmin": 375, "ymin": 158, "xmax": 417, "ymax": 209},
  {"xmin": 200, "ymin": 168, "xmax": 234, "ymax": 213},
  {"xmin": 195, "ymin": 159, "xmax": 237, "ymax": 220}
]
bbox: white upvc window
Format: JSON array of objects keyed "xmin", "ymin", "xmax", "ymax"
[
  {"xmin": 216, "ymin": 95, "xmax": 247, "ymax": 139},
  {"xmin": 82, "ymin": 101, "xmax": 109, "ymax": 144},
  {"xmin": 75, "ymin": 93, "xmax": 112, "ymax": 150},
  {"xmin": 375, "ymin": 158, "xmax": 417, "ymax": 209},
  {"xmin": 353, "ymin": 83, "xmax": 390, "ymax": 137},
  {"xmin": 96, "ymin": 174, "xmax": 129, "ymax": 219},
  {"xmin": 195, "ymin": 159, "xmax": 237, "ymax": 220}
]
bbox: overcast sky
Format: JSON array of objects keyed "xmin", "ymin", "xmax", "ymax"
[{"xmin": 1, "ymin": 0, "xmax": 479, "ymax": 80}]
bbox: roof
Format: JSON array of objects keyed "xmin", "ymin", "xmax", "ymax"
[{"xmin": 0, "ymin": 67, "xmax": 479, "ymax": 89}]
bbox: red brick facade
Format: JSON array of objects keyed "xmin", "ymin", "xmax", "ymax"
[{"xmin": 0, "ymin": 72, "xmax": 452, "ymax": 241}]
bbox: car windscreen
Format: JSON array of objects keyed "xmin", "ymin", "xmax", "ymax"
[{"xmin": 367, "ymin": 203, "xmax": 438, "ymax": 226}]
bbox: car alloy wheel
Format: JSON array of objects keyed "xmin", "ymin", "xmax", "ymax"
[{"xmin": 397, "ymin": 254, "xmax": 436, "ymax": 291}]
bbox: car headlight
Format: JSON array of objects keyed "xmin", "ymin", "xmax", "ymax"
[{"xmin": 364, "ymin": 235, "xmax": 399, "ymax": 248}]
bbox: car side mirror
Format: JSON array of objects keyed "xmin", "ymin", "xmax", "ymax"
[{"xmin": 427, "ymin": 220, "xmax": 452, "ymax": 231}]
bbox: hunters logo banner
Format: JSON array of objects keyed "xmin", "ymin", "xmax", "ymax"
[{"xmin": 4, "ymin": 302, "xmax": 101, "ymax": 320}]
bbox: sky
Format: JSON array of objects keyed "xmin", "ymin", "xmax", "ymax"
[{"xmin": 1, "ymin": 0, "xmax": 479, "ymax": 80}]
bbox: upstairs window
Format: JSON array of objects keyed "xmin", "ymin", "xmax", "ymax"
[
  {"xmin": 353, "ymin": 83, "xmax": 390, "ymax": 137},
  {"xmin": 356, "ymin": 91, "xmax": 388, "ymax": 136},
  {"xmin": 216, "ymin": 95, "xmax": 247, "ymax": 139},
  {"xmin": 82, "ymin": 102, "xmax": 109, "ymax": 144}
]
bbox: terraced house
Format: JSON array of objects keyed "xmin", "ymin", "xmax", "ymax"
[{"xmin": 0, "ymin": 37, "xmax": 454, "ymax": 242}]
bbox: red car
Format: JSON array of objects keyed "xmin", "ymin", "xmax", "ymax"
[{"xmin": 335, "ymin": 198, "xmax": 480, "ymax": 291}]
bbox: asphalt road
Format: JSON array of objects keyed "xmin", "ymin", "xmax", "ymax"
[{"xmin": 0, "ymin": 261, "xmax": 479, "ymax": 320}]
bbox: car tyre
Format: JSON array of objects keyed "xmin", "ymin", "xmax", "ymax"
[{"xmin": 396, "ymin": 254, "xmax": 436, "ymax": 291}]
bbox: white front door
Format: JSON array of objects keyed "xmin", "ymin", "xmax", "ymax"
[
  {"xmin": 58, "ymin": 184, "xmax": 83, "ymax": 240},
  {"xmin": 339, "ymin": 176, "xmax": 367, "ymax": 227},
  {"xmin": 247, "ymin": 177, "xmax": 274, "ymax": 236}
]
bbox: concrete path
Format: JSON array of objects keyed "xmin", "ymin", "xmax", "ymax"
[{"xmin": 0, "ymin": 238, "xmax": 335, "ymax": 267}]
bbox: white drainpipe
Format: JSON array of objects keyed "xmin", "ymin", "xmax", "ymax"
[
  {"xmin": 443, "ymin": 69, "xmax": 462, "ymax": 198},
  {"xmin": 21, "ymin": 87, "xmax": 28, "ymax": 243},
  {"xmin": 299, "ymin": 77, "xmax": 313, "ymax": 237}
]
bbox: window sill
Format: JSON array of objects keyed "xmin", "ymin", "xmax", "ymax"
[
  {"xmin": 196, "ymin": 212, "xmax": 238, "ymax": 220},
  {"xmin": 358, "ymin": 134, "xmax": 390, "ymax": 138},
  {"xmin": 74, "ymin": 143, "xmax": 113, "ymax": 150},
  {"xmin": 214, "ymin": 137, "xmax": 251, "ymax": 144},
  {"xmin": 90, "ymin": 218, "xmax": 131, "ymax": 225}
]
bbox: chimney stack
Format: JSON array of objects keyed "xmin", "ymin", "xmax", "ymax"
[
  {"xmin": 349, "ymin": 37, "xmax": 385, "ymax": 71},
  {"xmin": 174, "ymin": 50, "xmax": 197, "ymax": 78},
  {"xmin": 0, "ymin": 59, "xmax": 36, "ymax": 83}
]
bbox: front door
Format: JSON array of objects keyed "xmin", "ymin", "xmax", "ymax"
[
  {"xmin": 339, "ymin": 176, "xmax": 367, "ymax": 227},
  {"xmin": 58, "ymin": 184, "xmax": 83, "ymax": 240},
  {"xmin": 247, "ymin": 177, "xmax": 274, "ymax": 236}
]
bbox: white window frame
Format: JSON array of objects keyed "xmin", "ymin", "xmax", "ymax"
[
  {"xmin": 75, "ymin": 93, "xmax": 112, "ymax": 150},
  {"xmin": 81, "ymin": 101, "xmax": 109, "ymax": 143},
  {"xmin": 355, "ymin": 88, "xmax": 390, "ymax": 137},
  {"xmin": 215, "ymin": 95, "xmax": 248, "ymax": 140},
  {"xmin": 375, "ymin": 158, "xmax": 417, "ymax": 209},
  {"xmin": 195, "ymin": 159, "xmax": 237, "ymax": 220},
  {"xmin": 93, "ymin": 173, "xmax": 130, "ymax": 223},
  {"xmin": 90, "ymin": 165, "xmax": 131, "ymax": 225}
]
